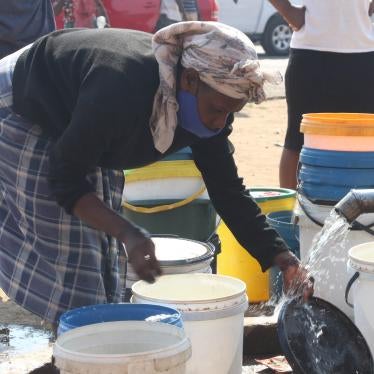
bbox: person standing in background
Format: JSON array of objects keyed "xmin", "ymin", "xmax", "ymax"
[
  {"xmin": 0, "ymin": 1, "xmax": 55, "ymax": 59},
  {"xmin": 53, "ymin": 0, "xmax": 110, "ymax": 29},
  {"xmin": 269, "ymin": 0, "xmax": 374, "ymax": 189},
  {"xmin": 181, "ymin": 0, "xmax": 199, "ymax": 21},
  {"xmin": 156, "ymin": 0, "xmax": 184, "ymax": 30}
]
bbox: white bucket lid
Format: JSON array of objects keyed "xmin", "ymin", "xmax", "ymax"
[
  {"xmin": 132, "ymin": 274, "xmax": 248, "ymax": 317},
  {"xmin": 348, "ymin": 242, "xmax": 374, "ymax": 273},
  {"xmin": 152, "ymin": 237, "xmax": 214, "ymax": 265},
  {"xmin": 53, "ymin": 321, "xmax": 191, "ymax": 374}
]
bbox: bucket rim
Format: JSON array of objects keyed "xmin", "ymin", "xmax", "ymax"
[
  {"xmin": 249, "ymin": 187, "xmax": 296, "ymax": 202},
  {"xmin": 151, "ymin": 236, "xmax": 215, "ymax": 266},
  {"xmin": 131, "ymin": 274, "xmax": 247, "ymax": 305},
  {"xmin": 58, "ymin": 303, "xmax": 182, "ymax": 330},
  {"xmin": 131, "ymin": 296, "xmax": 249, "ymax": 320},
  {"xmin": 348, "ymin": 242, "xmax": 374, "ymax": 273},
  {"xmin": 54, "ymin": 321, "xmax": 190, "ymax": 361}
]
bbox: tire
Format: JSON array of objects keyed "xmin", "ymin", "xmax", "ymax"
[{"xmin": 261, "ymin": 14, "xmax": 292, "ymax": 56}]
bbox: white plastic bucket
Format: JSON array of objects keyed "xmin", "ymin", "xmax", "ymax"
[
  {"xmin": 53, "ymin": 321, "xmax": 191, "ymax": 374},
  {"xmin": 346, "ymin": 242, "xmax": 374, "ymax": 358},
  {"xmin": 124, "ymin": 177, "xmax": 210, "ymax": 201},
  {"xmin": 131, "ymin": 274, "xmax": 248, "ymax": 374},
  {"xmin": 296, "ymin": 195, "xmax": 374, "ymax": 319},
  {"xmin": 126, "ymin": 237, "xmax": 214, "ymax": 290}
]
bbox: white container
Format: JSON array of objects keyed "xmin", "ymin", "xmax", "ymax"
[
  {"xmin": 53, "ymin": 321, "xmax": 191, "ymax": 374},
  {"xmin": 131, "ymin": 274, "xmax": 248, "ymax": 374},
  {"xmin": 124, "ymin": 177, "xmax": 210, "ymax": 202},
  {"xmin": 296, "ymin": 195, "xmax": 374, "ymax": 318},
  {"xmin": 347, "ymin": 242, "xmax": 374, "ymax": 358},
  {"xmin": 126, "ymin": 237, "xmax": 214, "ymax": 290}
]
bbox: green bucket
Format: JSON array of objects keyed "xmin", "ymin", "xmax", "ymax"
[{"xmin": 121, "ymin": 199, "xmax": 217, "ymax": 242}]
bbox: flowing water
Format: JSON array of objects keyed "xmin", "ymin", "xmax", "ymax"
[
  {"xmin": 264, "ymin": 210, "xmax": 351, "ymax": 310},
  {"xmin": 253, "ymin": 210, "xmax": 371, "ymax": 372}
]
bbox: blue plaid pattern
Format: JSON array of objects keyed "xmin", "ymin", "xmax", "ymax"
[{"xmin": 0, "ymin": 48, "xmax": 125, "ymax": 323}]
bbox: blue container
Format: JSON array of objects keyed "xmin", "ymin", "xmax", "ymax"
[
  {"xmin": 267, "ymin": 211, "xmax": 300, "ymax": 298},
  {"xmin": 57, "ymin": 303, "xmax": 183, "ymax": 336},
  {"xmin": 299, "ymin": 147, "xmax": 374, "ymax": 203}
]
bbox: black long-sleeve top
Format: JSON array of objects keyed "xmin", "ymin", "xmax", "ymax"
[{"xmin": 12, "ymin": 28, "xmax": 289, "ymax": 271}]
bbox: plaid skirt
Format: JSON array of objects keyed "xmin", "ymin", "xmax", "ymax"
[{"xmin": 0, "ymin": 48, "xmax": 124, "ymax": 323}]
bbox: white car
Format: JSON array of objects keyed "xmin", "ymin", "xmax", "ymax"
[{"xmin": 217, "ymin": 0, "xmax": 295, "ymax": 56}]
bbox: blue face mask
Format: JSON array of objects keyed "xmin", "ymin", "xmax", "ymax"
[{"xmin": 177, "ymin": 90, "xmax": 222, "ymax": 138}]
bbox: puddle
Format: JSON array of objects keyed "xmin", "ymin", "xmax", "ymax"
[{"xmin": 0, "ymin": 324, "xmax": 53, "ymax": 373}]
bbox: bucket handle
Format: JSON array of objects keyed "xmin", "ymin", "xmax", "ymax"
[
  {"xmin": 122, "ymin": 184, "xmax": 206, "ymax": 214},
  {"xmin": 345, "ymin": 271, "xmax": 359, "ymax": 308}
]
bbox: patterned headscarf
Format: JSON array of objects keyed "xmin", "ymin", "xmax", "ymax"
[{"xmin": 150, "ymin": 21, "xmax": 282, "ymax": 153}]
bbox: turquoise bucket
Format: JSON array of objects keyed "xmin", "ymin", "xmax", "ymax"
[{"xmin": 267, "ymin": 211, "xmax": 300, "ymax": 298}]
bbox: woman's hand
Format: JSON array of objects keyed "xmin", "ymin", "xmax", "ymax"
[
  {"xmin": 121, "ymin": 226, "xmax": 162, "ymax": 283},
  {"xmin": 369, "ymin": 1, "xmax": 374, "ymax": 17},
  {"xmin": 269, "ymin": 1, "xmax": 306, "ymax": 31},
  {"xmin": 73, "ymin": 193, "xmax": 162, "ymax": 283},
  {"xmin": 283, "ymin": 5, "xmax": 306, "ymax": 31},
  {"xmin": 274, "ymin": 251, "xmax": 314, "ymax": 300}
]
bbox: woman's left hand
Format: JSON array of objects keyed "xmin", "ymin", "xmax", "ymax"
[{"xmin": 274, "ymin": 251, "xmax": 314, "ymax": 300}]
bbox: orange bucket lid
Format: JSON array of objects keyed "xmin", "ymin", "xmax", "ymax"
[{"xmin": 301, "ymin": 113, "xmax": 374, "ymax": 136}]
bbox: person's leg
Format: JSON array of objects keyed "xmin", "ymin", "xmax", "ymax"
[
  {"xmin": 281, "ymin": 49, "xmax": 325, "ymax": 189},
  {"xmin": 279, "ymin": 148, "xmax": 299, "ymax": 189}
]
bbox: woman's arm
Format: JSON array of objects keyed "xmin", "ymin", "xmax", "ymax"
[
  {"xmin": 268, "ymin": 0, "xmax": 305, "ymax": 31},
  {"xmin": 191, "ymin": 134, "xmax": 313, "ymax": 297},
  {"xmin": 73, "ymin": 193, "xmax": 161, "ymax": 282}
]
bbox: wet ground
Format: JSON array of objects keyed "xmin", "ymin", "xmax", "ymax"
[{"xmin": 0, "ymin": 324, "xmax": 53, "ymax": 373}]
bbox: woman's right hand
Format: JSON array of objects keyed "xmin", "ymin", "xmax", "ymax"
[
  {"xmin": 121, "ymin": 226, "xmax": 162, "ymax": 283},
  {"xmin": 283, "ymin": 5, "xmax": 306, "ymax": 31}
]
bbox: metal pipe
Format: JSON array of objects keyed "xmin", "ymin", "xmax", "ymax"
[{"xmin": 334, "ymin": 189, "xmax": 374, "ymax": 223}]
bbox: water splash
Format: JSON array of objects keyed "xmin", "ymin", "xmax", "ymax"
[
  {"xmin": 289, "ymin": 210, "xmax": 350, "ymax": 299},
  {"xmin": 250, "ymin": 210, "xmax": 351, "ymax": 320}
]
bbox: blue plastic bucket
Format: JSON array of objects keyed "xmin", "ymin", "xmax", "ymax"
[
  {"xmin": 267, "ymin": 211, "xmax": 300, "ymax": 297},
  {"xmin": 298, "ymin": 147, "xmax": 374, "ymax": 203},
  {"xmin": 57, "ymin": 303, "xmax": 183, "ymax": 336}
]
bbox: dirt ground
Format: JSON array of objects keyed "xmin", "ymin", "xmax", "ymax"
[{"xmin": 0, "ymin": 99, "xmax": 288, "ymax": 370}]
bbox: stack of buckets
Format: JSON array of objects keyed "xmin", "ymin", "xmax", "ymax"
[
  {"xmin": 297, "ymin": 113, "xmax": 374, "ymax": 318},
  {"xmin": 122, "ymin": 148, "xmax": 216, "ymax": 243},
  {"xmin": 53, "ymin": 274, "xmax": 249, "ymax": 374},
  {"xmin": 217, "ymin": 188, "xmax": 297, "ymax": 302},
  {"xmin": 121, "ymin": 148, "xmax": 220, "ymax": 298}
]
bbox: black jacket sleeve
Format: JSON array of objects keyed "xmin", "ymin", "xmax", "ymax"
[{"xmin": 191, "ymin": 130, "xmax": 289, "ymax": 271}]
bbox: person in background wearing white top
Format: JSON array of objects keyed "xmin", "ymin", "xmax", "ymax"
[
  {"xmin": 269, "ymin": 0, "xmax": 374, "ymax": 189},
  {"xmin": 182, "ymin": 0, "xmax": 199, "ymax": 21},
  {"xmin": 156, "ymin": 0, "xmax": 184, "ymax": 30}
]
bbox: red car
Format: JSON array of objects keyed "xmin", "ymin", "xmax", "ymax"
[{"xmin": 55, "ymin": 0, "xmax": 218, "ymax": 32}]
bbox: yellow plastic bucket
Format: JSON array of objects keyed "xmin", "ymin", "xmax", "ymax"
[
  {"xmin": 217, "ymin": 188, "xmax": 296, "ymax": 302},
  {"xmin": 301, "ymin": 113, "xmax": 374, "ymax": 151}
]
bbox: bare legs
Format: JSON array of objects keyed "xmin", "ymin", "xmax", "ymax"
[{"xmin": 279, "ymin": 148, "xmax": 299, "ymax": 189}]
